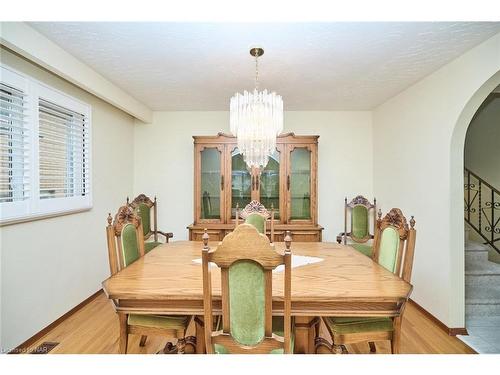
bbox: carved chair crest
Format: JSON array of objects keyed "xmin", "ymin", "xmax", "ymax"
[
  {"xmin": 239, "ymin": 200, "xmax": 271, "ymax": 220},
  {"xmin": 127, "ymin": 193, "xmax": 155, "ymax": 208},
  {"xmin": 347, "ymin": 195, "xmax": 376, "ymax": 208},
  {"xmin": 207, "ymin": 223, "xmax": 282, "ymax": 268},
  {"xmin": 377, "ymin": 208, "xmax": 411, "ymax": 240},
  {"xmin": 109, "ymin": 205, "xmax": 142, "ymax": 236}
]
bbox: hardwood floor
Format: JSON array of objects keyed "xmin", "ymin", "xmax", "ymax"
[{"xmin": 19, "ymin": 291, "xmax": 475, "ymax": 354}]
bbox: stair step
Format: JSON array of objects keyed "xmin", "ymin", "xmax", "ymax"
[
  {"xmin": 466, "ymin": 250, "xmax": 489, "ymax": 262},
  {"xmin": 466, "ymin": 283, "xmax": 500, "ymax": 303},
  {"xmin": 466, "ymin": 303, "xmax": 500, "ymax": 317},
  {"xmin": 466, "ymin": 295, "xmax": 500, "ymax": 305},
  {"xmin": 465, "ymin": 259, "xmax": 500, "ymax": 275},
  {"xmin": 465, "ymin": 240, "xmax": 491, "ymax": 262},
  {"xmin": 465, "ymin": 241, "xmax": 491, "ymax": 252},
  {"xmin": 466, "ymin": 273, "xmax": 500, "ymax": 286}
]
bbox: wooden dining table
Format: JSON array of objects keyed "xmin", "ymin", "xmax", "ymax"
[{"xmin": 102, "ymin": 240, "xmax": 412, "ymax": 354}]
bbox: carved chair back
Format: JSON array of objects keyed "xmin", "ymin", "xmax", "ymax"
[
  {"xmin": 201, "ymin": 224, "xmax": 292, "ymax": 354},
  {"xmin": 372, "ymin": 208, "xmax": 417, "ymax": 282},
  {"xmin": 343, "ymin": 195, "xmax": 376, "ymax": 244},
  {"xmin": 106, "ymin": 205, "xmax": 145, "ymax": 275},
  {"xmin": 235, "ymin": 200, "xmax": 275, "ymax": 242},
  {"xmin": 127, "ymin": 194, "xmax": 157, "ymax": 241}
]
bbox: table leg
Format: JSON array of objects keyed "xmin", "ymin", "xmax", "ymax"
[
  {"xmin": 194, "ymin": 316, "xmax": 206, "ymax": 354},
  {"xmin": 391, "ymin": 302, "xmax": 406, "ymax": 354},
  {"xmin": 391, "ymin": 315, "xmax": 402, "ymax": 354},
  {"xmin": 294, "ymin": 316, "xmax": 318, "ymax": 354},
  {"xmin": 118, "ymin": 313, "xmax": 128, "ymax": 354}
]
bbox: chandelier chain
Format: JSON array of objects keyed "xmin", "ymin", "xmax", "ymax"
[{"xmin": 255, "ymin": 53, "xmax": 259, "ymax": 91}]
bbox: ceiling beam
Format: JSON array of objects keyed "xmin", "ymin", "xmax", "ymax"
[{"xmin": 0, "ymin": 22, "xmax": 152, "ymax": 123}]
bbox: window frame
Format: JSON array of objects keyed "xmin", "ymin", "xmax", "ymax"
[{"xmin": 0, "ymin": 64, "xmax": 93, "ymax": 225}]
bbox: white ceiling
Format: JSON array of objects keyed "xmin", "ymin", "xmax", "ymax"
[{"xmin": 29, "ymin": 22, "xmax": 500, "ymax": 111}]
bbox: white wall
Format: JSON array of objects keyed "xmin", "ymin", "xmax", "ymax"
[
  {"xmin": 465, "ymin": 97, "xmax": 500, "ymax": 188},
  {"xmin": 373, "ymin": 33, "xmax": 500, "ymax": 328},
  {"xmin": 133, "ymin": 111, "xmax": 373, "ymax": 243},
  {"xmin": 0, "ymin": 47, "xmax": 135, "ymax": 350}
]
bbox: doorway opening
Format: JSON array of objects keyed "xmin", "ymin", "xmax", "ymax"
[{"xmin": 461, "ymin": 87, "xmax": 500, "ymax": 353}]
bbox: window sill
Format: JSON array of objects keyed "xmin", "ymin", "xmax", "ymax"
[{"xmin": 0, "ymin": 206, "xmax": 92, "ymax": 227}]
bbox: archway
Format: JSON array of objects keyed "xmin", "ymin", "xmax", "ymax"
[{"xmin": 449, "ymin": 70, "xmax": 500, "ymax": 342}]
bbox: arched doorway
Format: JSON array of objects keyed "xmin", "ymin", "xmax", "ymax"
[{"xmin": 450, "ymin": 71, "xmax": 500, "ymax": 352}]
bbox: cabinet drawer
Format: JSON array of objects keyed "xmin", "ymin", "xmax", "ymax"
[
  {"xmin": 271, "ymin": 230, "xmax": 321, "ymax": 242},
  {"xmin": 189, "ymin": 229, "xmax": 224, "ymax": 242}
]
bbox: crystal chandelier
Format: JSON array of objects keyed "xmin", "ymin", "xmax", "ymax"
[{"xmin": 230, "ymin": 47, "xmax": 283, "ymax": 169}]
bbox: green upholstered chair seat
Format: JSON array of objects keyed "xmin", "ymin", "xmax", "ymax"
[
  {"xmin": 213, "ymin": 343, "xmax": 229, "ymax": 354},
  {"xmin": 325, "ymin": 316, "xmax": 393, "ymax": 335},
  {"xmin": 244, "ymin": 213, "xmax": 266, "ymax": 234},
  {"xmin": 144, "ymin": 241, "xmax": 162, "ymax": 253},
  {"xmin": 270, "ymin": 316, "xmax": 295, "ymax": 354},
  {"xmin": 213, "ymin": 316, "xmax": 294, "ymax": 354},
  {"xmin": 351, "ymin": 243, "xmax": 373, "ymax": 257},
  {"xmin": 128, "ymin": 314, "xmax": 190, "ymax": 330}
]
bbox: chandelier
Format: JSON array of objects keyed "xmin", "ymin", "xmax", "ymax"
[{"xmin": 230, "ymin": 47, "xmax": 283, "ymax": 169}]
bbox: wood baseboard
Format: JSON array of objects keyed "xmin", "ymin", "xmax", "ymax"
[
  {"xmin": 8, "ymin": 289, "xmax": 103, "ymax": 354},
  {"xmin": 448, "ymin": 327, "xmax": 469, "ymax": 336},
  {"xmin": 409, "ymin": 298, "xmax": 468, "ymax": 336}
]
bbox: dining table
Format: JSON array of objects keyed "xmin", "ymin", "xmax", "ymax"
[{"xmin": 102, "ymin": 240, "xmax": 412, "ymax": 354}]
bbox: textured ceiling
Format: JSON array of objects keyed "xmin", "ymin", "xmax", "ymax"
[{"xmin": 29, "ymin": 22, "xmax": 500, "ymax": 110}]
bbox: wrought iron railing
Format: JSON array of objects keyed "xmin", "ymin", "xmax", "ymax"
[{"xmin": 464, "ymin": 168, "xmax": 500, "ymax": 254}]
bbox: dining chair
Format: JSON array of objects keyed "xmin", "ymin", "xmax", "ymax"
[
  {"xmin": 201, "ymin": 224, "xmax": 293, "ymax": 354},
  {"xmin": 336, "ymin": 195, "xmax": 377, "ymax": 257},
  {"xmin": 127, "ymin": 194, "xmax": 173, "ymax": 253},
  {"xmin": 235, "ymin": 200, "xmax": 275, "ymax": 243},
  {"xmin": 320, "ymin": 208, "xmax": 416, "ymax": 354},
  {"xmin": 106, "ymin": 205, "xmax": 191, "ymax": 354}
]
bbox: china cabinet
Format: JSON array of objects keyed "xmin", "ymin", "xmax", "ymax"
[{"xmin": 188, "ymin": 133, "xmax": 323, "ymax": 241}]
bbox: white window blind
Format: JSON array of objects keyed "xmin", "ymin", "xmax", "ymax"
[
  {"xmin": 0, "ymin": 82, "xmax": 30, "ymax": 203},
  {"xmin": 38, "ymin": 99, "xmax": 90, "ymax": 200},
  {"xmin": 1, "ymin": 64, "xmax": 92, "ymax": 224}
]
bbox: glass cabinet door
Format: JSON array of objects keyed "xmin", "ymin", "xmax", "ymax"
[
  {"xmin": 229, "ymin": 146, "xmax": 252, "ymax": 219},
  {"xmin": 259, "ymin": 148, "xmax": 282, "ymax": 220},
  {"xmin": 288, "ymin": 146, "xmax": 312, "ymax": 222},
  {"xmin": 198, "ymin": 146, "xmax": 223, "ymax": 222}
]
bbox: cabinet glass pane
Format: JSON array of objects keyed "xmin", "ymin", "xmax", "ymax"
[
  {"xmin": 231, "ymin": 148, "xmax": 251, "ymax": 218},
  {"xmin": 200, "ymin": 148, "xmax": 221, "ymax": 220},
  {"xmin": 260, "ymin": 149, "xmax": 280, "ymax": 219},
  {"xmin": 290, "ymin": 148, "xmax": 311, "ymax": 220}
]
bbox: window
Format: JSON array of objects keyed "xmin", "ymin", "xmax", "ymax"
[
  {"xmin": 0, "ymin": 81, "xmax": 29, "ymax": 204},
  {"xmin": 0, "ymin": 65, "xmax": 92, "ymax": 224}
]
